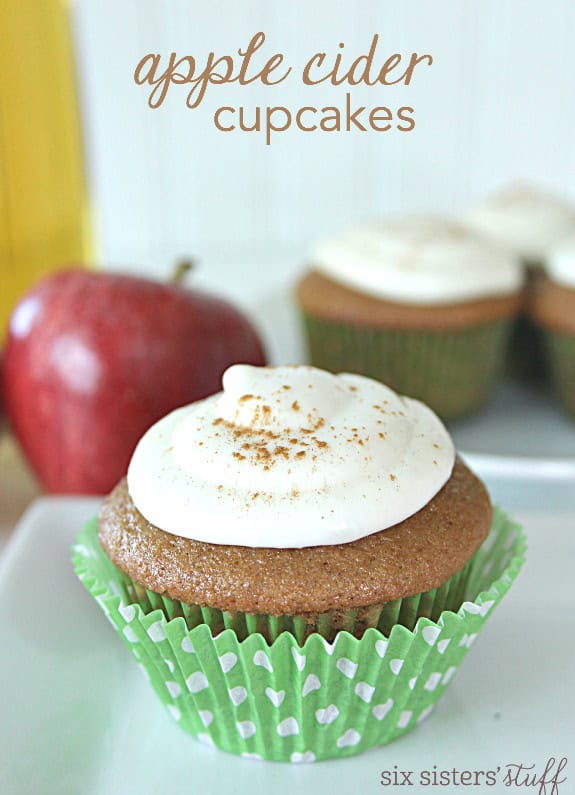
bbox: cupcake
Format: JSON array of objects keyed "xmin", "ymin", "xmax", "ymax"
[
  {"xmin": 74, "ymin": 364, "xmax": 525, "ymax": 762},
  {"xmin": 531, "ymin": 235, "xmax": 575, "ymax": 415},
  {"xmin": 465, "ymin": 184, "xmax": 575, "ymax": 269},
  {"xmin": 296, "ymin": 216, "xmax": 523, "ymax": 419},
  {"xmin": 465, "ymin": 184, "xmax": 575, "ymax": 380}
]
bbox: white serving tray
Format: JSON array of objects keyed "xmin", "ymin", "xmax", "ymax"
[{"xmin": 0, "ymin": 467, "xmax": 573, "ymax": 795}]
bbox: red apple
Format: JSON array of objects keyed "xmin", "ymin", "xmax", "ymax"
[{"xmin": 4, "ymin": 267, "xmax": 266, "ymax": 494}]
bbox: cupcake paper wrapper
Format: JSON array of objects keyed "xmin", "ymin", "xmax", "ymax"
[
  {"xmin": 72, "ymin": 508, "xmax": 525, "ymax": 763},
  {"xmin": 301, "ymin": 314, "xmax": 511, "ymax": 420},
  {"xmin": 543, "ymin": 329, "xmax": 575, "ymax": 416}
]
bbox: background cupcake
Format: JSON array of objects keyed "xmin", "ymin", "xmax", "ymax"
[
  {"xmin": 465, "ymin": 184, "xmax": 575, "ymax": 380},
  {"xmin": 465, "ymin": 184, "xmax": 575, "ymax": 268},
  {"xmin": 296, "ymin": 216, "xmax": 523, "ymax": 420},
  {"xmin": 531, "ymin": 236, "xmax": 575, "ymax": 416},
  {"xmin": 74, "ymin": 364, "xmax": 525, "ymax": 762}
]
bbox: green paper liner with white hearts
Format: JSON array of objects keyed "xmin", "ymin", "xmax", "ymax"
[
  {"xmin": 543, "ymin": 329, "xmax": 575, "ymax": 416},
  {"xmin": 72, "ymin": 508, "xmax": 525, "ymax": 763},
  {"xmin": 300, "ymin": 313, "xmax": 512, "ymax": 420}
]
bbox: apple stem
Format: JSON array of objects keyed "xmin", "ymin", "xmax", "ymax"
[{"xmin": 171, "ymin": 259, "xmax": 195, "ymax": 284}]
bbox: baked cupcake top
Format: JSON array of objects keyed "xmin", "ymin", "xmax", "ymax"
[
  {"xmin": 100, "ymin": 458, "xmax": 490, "ymax": 614},
  {"xmin": 311, "ymin": 215, "xmax": 521, "ymax": 305},
  {"xmin": 465, "ymin": 184, "xmax": 575, "ymax": 262},
  {"xmin": 127, "ymin": 364, "xmax": 455, "ymax": 548}
]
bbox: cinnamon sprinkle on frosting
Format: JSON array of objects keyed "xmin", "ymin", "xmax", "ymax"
[{"xmin": 126, "ymin": 364, "xmax": 455, "ymax": 547}]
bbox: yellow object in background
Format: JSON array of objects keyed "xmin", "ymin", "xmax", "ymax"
[{"xmin": 0, "ymin": 0, "xmax": 90, "ymax": 338}]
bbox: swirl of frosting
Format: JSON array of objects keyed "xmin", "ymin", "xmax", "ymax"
[
  {"xmin": 547, "ymin": 234, "xmax": 575, "ymax": 290},
  {"xmin": 465, "ymin": 184, "xmax": 575, "ymax": 261},
  {"xmin": 312, "ymin": 215, "xmax": 521, "ymax": 305},
  {"xmin": 127, "ymin": 365, "xmax": 455, "ymax": 548}
]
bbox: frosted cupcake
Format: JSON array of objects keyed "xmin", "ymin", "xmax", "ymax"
[
  {"xmin": 465, "ymin": 184, "xmax": 575, "ymax": 268},
  {"xmin": 296, "ymin": 216, "xmax": 523, "ymax": 419},
  {"xmin": 74, "ymin": 364, "xmax": 525, "ymax": 762},
  {"xmin": 465, "ymin": 184, "xmax": 575, "ymax": 379},
  {"xmin": 531, "ymin": 235, "xmax": 575, "ymax": 415}
]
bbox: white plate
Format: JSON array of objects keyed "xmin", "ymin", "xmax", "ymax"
[
  {"xmin": 0, "ymin": 473, "xmax": 573, "ymax": 795},
  {"xmin": 451, "ymin": 382, "xmax": 575, "ymax": 470}
]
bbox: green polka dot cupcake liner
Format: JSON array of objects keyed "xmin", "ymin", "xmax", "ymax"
[
  {"xmin": 542, "ymin": 329, "xmax": 575, "ymax": 416},
  {"xmin": 300, "ymin": 314, "xmax": 512, "ymax": 420},
  {"xmin": 72, "ymin": 508, "xmax": 525, "ymax": 763}
]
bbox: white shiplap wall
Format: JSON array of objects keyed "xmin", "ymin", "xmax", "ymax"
[{"xmin": 73, "ymin": 0, "xmax": 575, "ymax": 280}]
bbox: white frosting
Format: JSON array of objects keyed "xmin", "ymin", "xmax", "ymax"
[
  {"xmin": 465, "ymin": 185, "xmax": 575, "ymax": 262},
  {"xmin": 127, "ymin": 365, "xmax": 455, "ymax": 548},
  {"xmin": 547, "ymin": 234, "xmax": 575, "ymax": 290},
  {"xmin": 312, "ymin": 215, "xmax": 522, "ymax": 305}
]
